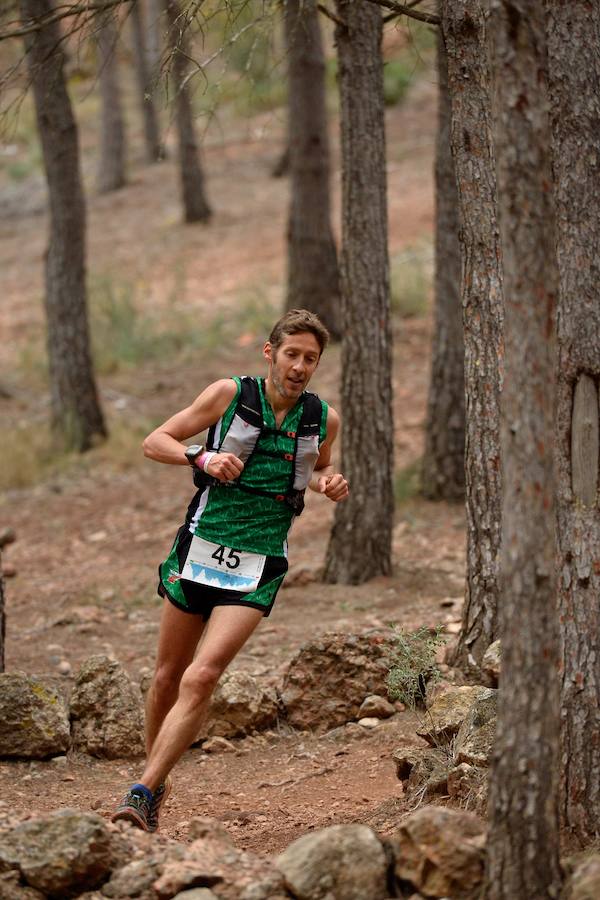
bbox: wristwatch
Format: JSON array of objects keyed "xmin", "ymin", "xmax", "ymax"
[{"xmin": 184, "ymin": 444, "xmax": 204, "ymax": 467}]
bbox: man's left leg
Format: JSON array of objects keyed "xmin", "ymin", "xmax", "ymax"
[{"xmin": 113, "ymin": 604, "xmax": 263, "ymax": 829}]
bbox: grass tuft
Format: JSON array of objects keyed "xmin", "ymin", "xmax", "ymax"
[{"xmin": 386, "ymin": 624, "xmax": 446, "ymax": 708}]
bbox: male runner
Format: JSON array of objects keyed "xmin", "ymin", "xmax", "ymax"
[{"xmin": 112, "ymin": 309, "xmax": 348, "ymax": 831}]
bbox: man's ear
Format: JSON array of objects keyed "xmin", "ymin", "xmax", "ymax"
[{"xmin": 263, "ymin": 341, "xmax": 273, "ymax": 363}]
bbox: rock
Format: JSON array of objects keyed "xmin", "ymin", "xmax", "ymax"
[
  {"xmin": 281, "ymin": 631, "xmax": 393, "ymax": 732},
  {"xmin": 482, "ymin": 640, "xmax": 501, "ymax": 686},
  {"xmin": 406, "ymin": 749, "xmax": 450, "ymax": 799},
  {"xmin": 454, "ymin": 689, "xmax": 497, "ymax": 767},
  {"xmin": 201, "ymin": 671, "xmax": 279, "ymax": 740},
  {"xmin": 58, "ymin": 660, "xmax": 72, "ymax": 676},
  {"xmin": 392, "ymin": 746, "xmax": 424, "ymax": 781},
  {"xmin": 0, "ymin": 809, "xmax": 116, "ymax": 897},
  {"xmin": 103, "ymin": 845, "xmax": 186, "ymax": 900},
  {"xmin": 173, "ymin": 891, "xmax": 220, "ymax": 900},
  {"xmin": 154, "ymin": 827, "xmax": 286, "ymax": 900},
  {"xmin": 202, "ymin": 737, "xmax": 236, "ymax": 754},
  {"xmin": 70, "ymin": 655, "xmax": 144, "ymax": 758},
  {"xmin": 1, "ymin": 563, "xmax": 16, "ymax": 578},
  {"xmin": 358, "ymin": 694, "xmax": 395, "ymax": 719},
  {"xmin": 0, "ymin": 673, "xmax": 70, "ymax": 759},
  {"xmin": 357, "ymin": 717, "xmax": 380, "ymax": 729},
  {"xmin": 0, "ymin": 870, "xmax": 45, "ymax": 899},
  {"xmin": 276, "ymin": 823, "xmax": 388, "ymax": 900},
  {"xmin": 416, "ymin": 685, "xmax": 491, "ymax": 746},
  {"xmin": 565, "ymin": 854, "xmax": 600, "ymax": 900},
  {"xmin": 390, "ymin": 806, "xmax": 486, "ymax": 900}
]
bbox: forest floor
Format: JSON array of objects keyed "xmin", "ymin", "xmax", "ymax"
[{"xmin": 0, "ymin": 67, "xmax": 470, "ymax": 855}]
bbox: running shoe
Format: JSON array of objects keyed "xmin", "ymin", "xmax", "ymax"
[
  {"xmin": 147, "ymin": 775, "xmax": 173, "ymax": 832},
  {"xmin": 111, "ymin": 786, "xmax": 153, "ymax": 831}
]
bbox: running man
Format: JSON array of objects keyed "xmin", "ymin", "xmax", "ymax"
[{"xmin": 112, "ymin": 309, "xmax": 348, "ymax": 831}]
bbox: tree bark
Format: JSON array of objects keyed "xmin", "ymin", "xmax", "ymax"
[
  {"xmin": 485, "ymin": 2, "xmax": 561, "ymax": 896},
  {"xmin": 440, "ymin": 0, "xmax": 503, "ymax": 674},
  {"xmin": 284, "ymin": 0, "xmax": 340, "ymax": 339},
  {"xmin": 130, "ymin": 0, "xmax": 162, "ymax": 163},
  {"xmin": 20, "ymin": 0, "xmax": 107, "ymax": 451},
  {"xmin": 164, "ymin": 0, "xmax": 211, "ymax": 223},
  {"xmin": 421, "ymin": 29, "xmax": 465, "ymax": 502},
  {"xmin": 96, "ymin": 9, "xmax": 126, "ymax": 193},
  {"xmin": 547, "ymin": 0, "xmax": 600, "ymax": 842},
  {"xmin": 323, "ymin": 0, "xmax": 394, "ymax": 584}
]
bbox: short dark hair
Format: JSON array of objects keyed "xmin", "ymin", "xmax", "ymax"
[{"xmin": 268, "ymin": 309, "xmax": 330, "ymax": 355}]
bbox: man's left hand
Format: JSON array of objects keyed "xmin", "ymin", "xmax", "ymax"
[{"xmin": 317, "ymin": 473, "xmax": 349, "ymax": 502}]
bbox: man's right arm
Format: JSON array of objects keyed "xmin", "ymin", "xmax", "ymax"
[{"xmin": 142, "ymin": 379, "xmax": 243, "ymax": 482}]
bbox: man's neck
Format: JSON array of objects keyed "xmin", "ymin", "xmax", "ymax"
[{"xmin": 264, "ymin": 376, "xmax": 298, "ymax": 418}]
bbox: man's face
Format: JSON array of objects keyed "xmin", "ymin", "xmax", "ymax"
[{"xmin": 264, "ymin": 332, "xmax": 321, "ymax": 401}]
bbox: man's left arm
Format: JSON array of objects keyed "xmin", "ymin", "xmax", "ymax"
[{"xmin": 308, "ymin": 407, "xmax": 349, "ymax": 502}]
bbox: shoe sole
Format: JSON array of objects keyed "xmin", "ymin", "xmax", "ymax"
[{"xmin": 111, "ymin": 807, "xmax": 150, "ymax": 831}]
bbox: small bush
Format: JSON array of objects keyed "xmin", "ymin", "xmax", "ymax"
[
  {"xmin": 390, "ymin": 251, "xmax": 430, "ymax": 319},
  {"xmin": 386, "ymin": 624, "xmax": 446, "ymax": 708},
  {"xmin": 383, "ymin": 60, "xmax": 413, "ymax": 106},
  {"xmin": 395, "ymin": 459, "xmax": 422, "ymax": 503}
]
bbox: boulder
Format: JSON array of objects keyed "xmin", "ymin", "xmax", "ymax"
[
  {"xmin": 0, "ymin": 871, "xmax": 45, "ymax": 899},
  {"xmin": 565, "ymin": 854, "xmax": 600, "ymax": 900},
  {"xmin": 390, "ymin": 806, "xmax": 486, "ymax": 900},
  {"xmin": 482, "ymin": 640, "xmax": 501, "ymax": 686},
  {"xmin": 447, "ymin": 762, "xmax": 487, "ymax": 808},
  {"xmin": 416, "ymin": 685, "xmax": 492, "ymax": 747},
  {"xmin": 454, "ymin": 689, "xmax": 497, "ymax": 767},
  {"xmin": 70, "ymin": 655, "xmax": 145, "ymax": 758},
  {"xmin": 406, "ymin": 750, "xmax": 450, "ymax": 799},
  {"xmin": 392, "ymin": 746, "xmax": 424, "ymax": 781},
  {"xmin": 0, "ymin": 809, "xmax": 116, "ymax": 898},
  {"xmin": 201, "ymin": 671, "xmax": 279, "ymax": 740},
  {"xmin": 276, "ymin": 823, "xmax": 388, "ymax": 900},
  {"xmin": 281, "ymin": 631, "xmax": 392, "ymax": 732},
  {"xmin": 0, "ymin": 673, "xmax": 70, "ymax": 759},
  {"xmin": 153, "ymin": 819, "xmax": 287, "ymax": 900},
  {"xmin": 358, "ymin": 695, "xmax": 396, "ymax": 719}
]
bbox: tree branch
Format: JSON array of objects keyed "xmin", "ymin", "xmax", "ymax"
[
  {"xmin": 0, "ymin": 0, "xmax": 133, "ymax": 42},
  {"xmin": 316, "ymin": 3, "xmax": 346, "ymax": 30},
  {"xmin": 363, "ymin": 0, "xmax": 440, "ymax": 27}
]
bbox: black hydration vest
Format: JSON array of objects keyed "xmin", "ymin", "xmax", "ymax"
[{"xmin": 193, "ymin": 376, "xmax": 324, "ymax": 516}]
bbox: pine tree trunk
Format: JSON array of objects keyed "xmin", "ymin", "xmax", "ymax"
[
  {"xmin": 131, "ymin": 0, "xmax": 162, "ymax": 163},
  {"xmin": 164, "ymin": 0, "xmax": 211, "ymax": 223},
  {"xmin": 421, "ymin": 30, "xmax": 464, "ymax": 502},
  {"xmin": 440, "ymin": 0, "xmax": 503, "ymax": 674},
  {"xmin": 146, "ymin": 0, "xmax": 163, "ymax": 80},
  {"xmin": 323, "ymin": 0, "xmax": 393, "ymax": 584},
  {"xmin": 547, "ymin": 0, "xmax": 600, "ymax": 842},
  {"xmin": 20, "ymin": 0, "xmax": 107, "ymax": 452},
  {"xmin": 485, "ymin": 2, "xmax": 561, "ymax": 896},
  {"xmin": 284, "ymin": 0, "xmax": 340, "ymax": 339},
  {"xmin": 97, "ymin": 11, "xmax": 126, "ymax": 193}
]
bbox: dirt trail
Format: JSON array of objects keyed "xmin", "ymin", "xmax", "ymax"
[{"xmin": 0, "ymin": 73, "xmax": 468, "ymax": 853}]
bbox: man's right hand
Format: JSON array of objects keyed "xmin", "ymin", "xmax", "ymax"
[{"xmin": 204, "ymin": 452, "xmax": 244, "ymax": 483}]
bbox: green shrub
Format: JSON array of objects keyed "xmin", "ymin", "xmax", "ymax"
[
  {"xmin": 394, "ymin": 458, "xmax": 422, "ymax": 503},
  {"xmin": 390, "ymin": 250, "xmax": 430, "ymax": 318},
  {"xmin": 386, "ymin": 624, "xmax": 446, "ymax": 708}
]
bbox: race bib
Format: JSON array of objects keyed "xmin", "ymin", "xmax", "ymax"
[{"xmin": 181, "ymin": 535, "xmax": 266, "ymax": 594}]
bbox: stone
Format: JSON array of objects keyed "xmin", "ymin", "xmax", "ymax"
[
  {"xmin": 153, "ymin": 827, "xmax": 286, "ymax": 900},
  {"xmin": 482, "ymin": 640, "xmax": 501, "ymax": 686},
  {"xmin": 447, "ymin": 763, "xmax": 485, "ymax": 803},
  {"xmin": 406, "ymin": 749, "xmax": 450, "ymax": 799},
  {"xmin": 70, "ymin": 655, "xmax": 145, "ymax": 758},
  {"xmin": 281, "ymin": 631, "xmax": 393, "ymax": 732},
  {"xmin": 416, "ymin": 685, "xmax": 492, "ymax": 746},
  {"xmin": 0, "ymin": 673, "xmax": 70, "ymax": 759},
  {"xmin": 0, "ymin": 871, "xmax": 45, "ymax": 899},
  {"xmin": 565, "ymin": 854, "xmax": 600, "ymax": 900},
  {"xmin": 0, "ymin": 809, "xmax": 116, "ymax": 897},
  {"xmin": 173, "ymin": 891, "xmax": 220, "ymax": 900},
  {"xmin": 358, "ymin": 695, "xmax": 395, "ymax": 719},
  {"xmin": 202, "ymin": 737, "xmax": 236, "ymax": 754},
  {"xmin": 392, "ymin": 746, "xmax": 424, "ymax": 781},
  {"xmin": 276, "ymin": 823, "xmax": 388, "ymax": 900},
  {"xmin": 454, "ymin": 689, "xmax": 497, "ymax": 767},
  {"xmin": 201, "ymin": 671, "xmax": 279, "ymax": 740},
  {"xmin": 357, "ymin": 717, "xmax": 380, "ymax": 728},
  {"xmin": 390, "ymin": 806, "xmax": 486, "ymax": 900}
]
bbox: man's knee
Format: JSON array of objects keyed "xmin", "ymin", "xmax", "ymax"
[
  {"xmin": 180, "ymin": 661, "xmax": 223, "ymax": 701},
  {"xmin": 152, "ymin": 662, "xmax": 186, "ymax": 701}
]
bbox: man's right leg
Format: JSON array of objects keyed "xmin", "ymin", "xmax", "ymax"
[{"xmin": 145, "ymin": 598, "xmax": 208, "ymax": 754}]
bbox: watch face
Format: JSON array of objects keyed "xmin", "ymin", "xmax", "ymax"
[{"xmin": 185, "ymin": 444, "xmax": 203, "ymax": 464}]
